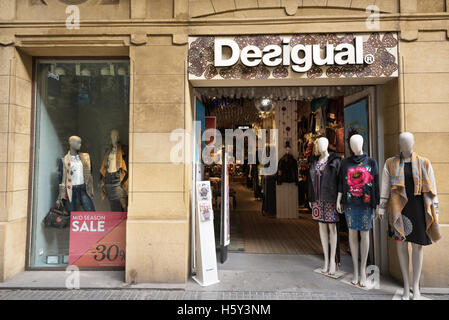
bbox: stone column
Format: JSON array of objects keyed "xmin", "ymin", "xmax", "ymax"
[
  {"xmin": 0, "ymin": 46, "xmax": 33, "ymax": 281},
  {"xmin": 400, "ymin": 0, "xmax": 417, "ymax": 13},
  {"xmin": 125, "ymin": 35, "xmax": 190, "ymax": 284}
]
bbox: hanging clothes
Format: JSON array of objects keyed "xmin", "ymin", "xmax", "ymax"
[
  {"xmin": 276, "ymin": 153, "xmax": 298, "ymax": 185},
  {"xmin": 311, "ymin": 96, "xmax": 328, "ymax": 113},
  {"xmin": 335, "ymin": 128, "xmax": 345, "ymax": 153},
  {"xmin": 262, "ymin": 175, "xmax": 277, "ymax": 216}
]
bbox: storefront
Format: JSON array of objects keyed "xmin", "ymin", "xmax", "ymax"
[{"xmin": 0, "ymin": 0, "xmax": 448, "ymax": 288}]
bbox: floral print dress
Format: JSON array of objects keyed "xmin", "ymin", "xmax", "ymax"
[
  {"xmin": 311, "ymin": 161, "xmax": 339, "ymax": 223},
  {"xmin": 344, "ymin": 163, "xmax": 375, "ymax": 231}
]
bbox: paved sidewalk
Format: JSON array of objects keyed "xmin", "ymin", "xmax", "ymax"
[
  {"xmin": 0, "ymin": 289, "xmax": 448, "ymax": 300},
  {"xmin": 0, "ymin": 253, "xmax": 447, "ymax": 300}
]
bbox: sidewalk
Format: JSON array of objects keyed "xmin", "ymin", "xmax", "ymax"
[{"xmin": 0, "ymin": 253, "xmax": 448, "ymax": 300}]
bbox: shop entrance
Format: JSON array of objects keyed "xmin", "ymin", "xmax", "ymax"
[{"xmin": 193, "ymin": 85, "xmax": 379, "ymax": 267}]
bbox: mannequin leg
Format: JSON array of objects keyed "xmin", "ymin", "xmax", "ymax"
[
  {"xmin": 348, "ymin": 229, "xmax": 359, "ymax": 285},
  {"xmin": 120, "ymin": 197, "xmax": 128, "ymax": 211},
  {"xmin": 359, "ymin": 230, "xmax": 370, "ymax": 287},
  {"xmin": 318, "ymin": 222, "xmax": 329, "ymax": 273},
  {"xmin": 396, "ymin": 241, "xmax": 411, "ymax": 300},
  {"xmin": 411, "ymin": 243, "xmax": 423, "ymax": 300},
  {"xmin": 328, "ymin": 224, "xmax": 337, "ymax": 275}
]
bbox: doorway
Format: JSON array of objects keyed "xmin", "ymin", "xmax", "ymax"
[{"xmin": 192, "ymin": 85, "xmax": 379, "ymax": 266}]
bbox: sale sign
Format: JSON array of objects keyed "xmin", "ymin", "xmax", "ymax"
[{"xmin": 69, "ymin": 212, "xmax": 127, "ymax": 267}]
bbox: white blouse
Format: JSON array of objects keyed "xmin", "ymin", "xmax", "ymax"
[{"xmin": 70, "ymin": 155, "xmax": 84, "ymax": 186}]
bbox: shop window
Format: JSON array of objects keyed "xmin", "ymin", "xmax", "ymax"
[{"xmin": 29, "ymin": 60, "xmax": 129, "ymax": 268}]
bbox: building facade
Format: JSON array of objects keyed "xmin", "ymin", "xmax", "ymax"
[{"xmin": 0, "ymin": 0, "xmax": 448, "ymax": 287}]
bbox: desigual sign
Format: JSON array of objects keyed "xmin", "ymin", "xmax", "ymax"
[
  {"xmin": 214, "ymin": 37, "xmax": 372, "ymax": 72},
  {"xmin": 188, "ymin": 33, "xmax": 399, "ymax": 80}
]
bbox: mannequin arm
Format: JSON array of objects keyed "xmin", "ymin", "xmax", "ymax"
[
  {"xmin": 336, "ymin": 192, "xmax": 343, "ymax": 213},
  {"xmin": 56, "ymin": 159, "xmax": 66, "ymax": 207},
  {"xmin": 428, "ymin": 162, "xmax": 439, "ymax": 206},
  {"xmin": 428, "ymin": 162, "xmax": 440, "ymax": 229},
  {"xmin": 377, "ymin": 163, "xmax": 391, "ymax": 220}
]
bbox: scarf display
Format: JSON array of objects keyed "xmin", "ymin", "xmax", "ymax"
[{"xmin": 386, "ymin": 152, "xmax": 441, "ymax": 243}]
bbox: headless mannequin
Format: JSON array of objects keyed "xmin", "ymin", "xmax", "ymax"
[
  {"xmin": 309, "ymin": 137, "xmax": 338, "ymax": 275},
  {"xmin": 378, "ymin": 132, "xmax": 436, "ymax": 300},
  {"xmin": 336, "ymin": 134, "xmax": 376, "ymax": 287},
  {"xmin": 56, "ymin": 136, "xmax": 81, "ymax": 208},
  {"xmin": 108, "ymin": 130, "xmax": 119, "ymax": 174},
  {"xmin": 107, "ymin": 129, "xmax": 127, "ymax": 211}
]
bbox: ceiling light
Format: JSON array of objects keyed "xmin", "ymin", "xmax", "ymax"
[
  {"xmin": 55, "ymin": 66, "xmax": 66, "ymax": 76},
  {"xmin": 80, "ymin": 68, "xmax": 91, "ymax": 77}
]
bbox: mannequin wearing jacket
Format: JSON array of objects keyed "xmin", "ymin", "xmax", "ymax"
[
  {"xmin": 57, "ymin": 136, "xmax": 95, "ymax": 213},
  {"xmin": 337, "ymin": 134, "xmax": 380, "ymax": 287},
  {"xmin": 378, "ymin": 132, "xmax": 441, "ymax": 300},
  {"xmin": 308, "ymin": 137, "xmax": 341, "ymax": 275},
  {"xmin": 99, "ymin": 129, "xmax": 129, "ymax": 212}
]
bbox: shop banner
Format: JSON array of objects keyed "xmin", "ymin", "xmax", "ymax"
[
  {"xmin": 188, "ymin": 33, "xmax": 399, "ymax": 81},
  {"xmin": 69, "ymin": 212, "xmax": 127, "ymax": 267}
]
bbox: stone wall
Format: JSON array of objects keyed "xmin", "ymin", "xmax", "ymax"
[{"xmin": 0, "ymin": 47, "xmax": 32, "ymax": 281}]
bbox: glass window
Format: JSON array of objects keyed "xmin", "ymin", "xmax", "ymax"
[{"xmin": 30, "ymin": 60, "xmax": 130, "ymax": 268}]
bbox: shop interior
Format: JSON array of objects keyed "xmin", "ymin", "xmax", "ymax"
[{"xmin": 194, "ymin": 85, "xmax": 375, "ymax": 262}]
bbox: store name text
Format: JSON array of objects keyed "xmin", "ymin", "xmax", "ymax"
[{"xmin": 214, "ymin": 36, "xmax": 373, "ymax": 72}]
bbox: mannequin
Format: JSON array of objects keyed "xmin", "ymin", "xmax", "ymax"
[
  {"xmin": 337, "ymin": 134, "xmax": 380, "ymax": 286},
  {"xmin": 100, "ymin": 129, "xmax": 129, "ymax": 212},
  {"xmin": 57, "ymin": 136, "xmax": 95, "ymax": 212},
  {"xmin": 378, "ymin": 132, "xmax": 441, "ymax": 300},
  {"xmin": 308, "ymin": 137, "xmax": 341, "ymax": 275}
]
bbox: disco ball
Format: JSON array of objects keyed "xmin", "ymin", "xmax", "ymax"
[{"xmin": 255, "ymin": 98, "xmax": 274, "ymax": 112}]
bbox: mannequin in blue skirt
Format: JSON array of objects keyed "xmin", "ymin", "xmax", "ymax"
[{"xmin": 336, "ymin": 134, "xmax": 380, "ymax": 287}]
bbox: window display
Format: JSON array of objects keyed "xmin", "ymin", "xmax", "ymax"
[{"xmin": 30, "ymin": 60, "xmax": 129, "ymax": 268}]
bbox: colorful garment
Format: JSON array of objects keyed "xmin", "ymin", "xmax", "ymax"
[
  {"xmin": 388, "ymin": 163, "xmax": 431, "ymax": 245},
  {"xmin": 311, "ymin": 161, "xmax": 339, "ymax": 223},
  {"xmin": 385, "ymin": 153, "xmax": 441, "ymax": 243},
  {"xmin": 338, "ymin": 153, "xmax": 379, "ymax": 208},
  {"xmin": 344, "ymin": 205, "xmax": 374, "ymax": 231}
]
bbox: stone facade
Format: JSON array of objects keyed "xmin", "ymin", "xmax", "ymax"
[{"xmin": 0, "ymin": 0, "xmax": 448, "ymax": 287}]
